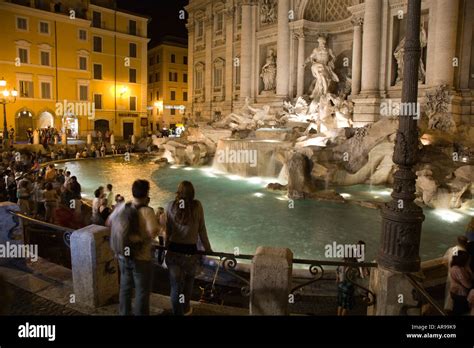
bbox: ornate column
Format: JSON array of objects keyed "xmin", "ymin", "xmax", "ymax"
[
  {"xmin": 276, "ymin": 0, "xmax": 290, "ymax": 97},
  {"xmin": 378, "ymin": 0, "xmax": 425, "ymax": 273},
  {"xmin": 360, "ymin": 0, "xmax": 382, "ymax": 94},
  {"xmin": 240, "ymin": 0, "xmax": 254, "ymax": 99},
  {"xmin": 295, "ymin": 29, "xmax": 305, "ymax": 97},
  {"xmin": 351, "ymin": 16, "xmax": 363, "ymax": 96},
  {"xmin": 432, "ymin": 0, "xmax": 459, "ymax": 87}
]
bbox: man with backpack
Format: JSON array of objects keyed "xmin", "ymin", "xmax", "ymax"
[{"xmin": 107, "ymin": 180, "xmax": 159, "ymax": 315}]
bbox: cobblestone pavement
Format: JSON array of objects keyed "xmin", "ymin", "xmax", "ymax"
[{"xmin": 4, "ymin": 283, "xmax": 83, "ymax": 316}]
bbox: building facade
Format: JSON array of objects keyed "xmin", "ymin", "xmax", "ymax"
[
  {"xmin": 186, "ymin": 0, "xmax": 474, "ymax": 126},
  {"xmin": 0, "ymin": 0, "xmax": 149, "ymax": 140},
  {"xmin": 148, "ymin": 38, "xmax": 188, "ymax": 132}
]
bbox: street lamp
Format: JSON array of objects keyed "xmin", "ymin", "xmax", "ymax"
[{"xmin": 0, "ymin": 77, "xmax": 18, "ymax": 146}]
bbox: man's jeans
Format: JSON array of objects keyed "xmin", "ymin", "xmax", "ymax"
[
  {"xmin": 165, "ymin": 251, "xmax": 200, "ymax": 315},
  {"xmin": 118, "ymin": 257, "xmax": 152, "ymax": 316}
]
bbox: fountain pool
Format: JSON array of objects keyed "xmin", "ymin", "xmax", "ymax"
[{"xmin": 58, "ymin": 157, "xmax": 472, "ymax": 262}]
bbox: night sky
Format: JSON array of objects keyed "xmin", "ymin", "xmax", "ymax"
[{"xmin": 117, "ymin": 0, "xmax": 188, "ymax": 46}]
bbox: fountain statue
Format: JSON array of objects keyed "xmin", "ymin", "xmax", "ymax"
[
  {"xmin": 213, "ymin": 97, "xmax": 276, "ymax": 131},
  {"xmin": 304, "ymin": 35, "xmax": 339, "ymax": 100},
  {"xmin": 394, "ymin": 23, "xmax": 427, "ymax": 84},
  {"xmin": 260, "ymin": 49, "xmax": 277, "ymax": 92}
]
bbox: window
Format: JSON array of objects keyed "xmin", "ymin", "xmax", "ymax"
[
  {"xmin": 148, "ymin": 74, "xmax": 153, "ymax": 83},
  {"xmin": 235, "ymin": 60, "xmax": 241, "ymax": 87},
  {"xmin": 155, "ymin": 73, "xmax": 159, "ymax": 82},
  {"xmin": 79, "ymin": 85, "xmax": 88, "ymax": 101},
  {"xmin": 129, "ymin": 69, "xmax": 137, "ymax": 83},
  {"xmin": 156, "ymin": 55, "xmax": 160, "ymax": 64},
  {"xmin": 93, "ymin": 64, "xmax": 102, "ymax": 80},
  {"xmin": 170, "ymin": 91, "xmax": 176, "ymax": 100},
  {"xmin": 149, "ymin": 92, "xmax": 152, "ymax": 101},
  {"xmin": 129, "ymin": 43, "xmax": 137, "ymax": 58},
  {"xmin": 183, "ymin": 91, "xmax": 188, "ymax": 101},
  {"xmin": 79, "ymin": 56, "xmax": 87, "ymax": 70},
  {"xmin": 149, "ymin": 56, "xmax": 154, "ymax": 66},
  {"xmin": 93, "ymin": 36, "xmax": 102, "ymax": 52},
  {"xmin": 40, "ymin": 51, "xmax": 50, "ymax": 66},
  {"xmin": 156, "ymin": 91, "xmax": 160, "ymax": 99},
  {"xmin": 16, "ymin": 17, "xmax": 28, "ymax": 31},
  {"xmin": 18, "ymin": 48, "xmax": 28, "ymax": 64},
  {"xmin": 215, "ymin": 13, "xmax": 224, "ymax": 34},
  {"xmin": 183, "ymin": 73, "xmax": 188, "ymax": 83},
  {"xmin": 196, "ymin": 20, "xmax": 204, "ymax": 39},
  {"xmin": 129, "ymin": 20, "xmax": 137, "ymax": 35},
  {"xmin": 171, "ymin": 54, "xmax": 176, "ymax": 63},
  {"xmin": 78, "ymin": 29, "xmax": 87, "ymax": 41},
  {"xmin": 40, "ymin": 82, "xmax": 51, "ymax": 99},
  {"xmin": 195, "ymin": 67, "xmax": 203, "ymax": 90},
  {"xmin": 183, "ymin": 56, "xmax": 188, "ymax": 65},
  {"xmin": 19, "ymin": 80, "xmax": 34, "ymax": 98},
  {"xmin": 171, "ymin": 109, "xmax": 176, "ymax": 116},
  {"xmin": 92, "ymin": 11, "xmax": 102, "ymax": 28},
  {"xmin": 169, "ymin": 72, "xmax": 178, "ymax": 82},
  {"xmin": 94, "ymin": 94, "xmax": 102, "ymax": 109},
  {"xmin": 130, "ymin": 96, "xmax": 137, "ymax": 111},
  {"xmin": 214, "ymin": 68, "xmax": 223, "ymax": 88},
  {"xmin": 39, "ymin": 21, "xmax": 49, "ymax": 34}
]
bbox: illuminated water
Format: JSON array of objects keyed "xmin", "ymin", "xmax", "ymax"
[{"xmin": 58, "ymin": 158, "xmax": 471, "ymax": 261}]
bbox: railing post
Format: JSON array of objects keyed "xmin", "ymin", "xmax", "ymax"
[
  {"xmin": 70, "ymin": 225, "xmax": 118, "ymax": 308},
  {"xmin": 250, "ymin": 247, "xmax": 293, "ymax": 315}
]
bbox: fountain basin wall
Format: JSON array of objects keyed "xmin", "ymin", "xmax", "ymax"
[{"xmin": 213, "ymin": 138, "xmax": 292, "ymax": 177}]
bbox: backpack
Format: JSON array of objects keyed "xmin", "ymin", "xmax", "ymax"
[{"xmin": 110, "ymin": 202, "xmax": 146, "ymax": 258}]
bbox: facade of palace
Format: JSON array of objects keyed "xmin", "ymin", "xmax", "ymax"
[
  {"xmin": 148, "ymin": 37, "xmax": 189, "ymax": 132},
  {"xmin": 0, "ymin": 0, "xmax": 149, "ymax": 140},
  {"xmin": 185, "ymin": 0, "xmax": 474, "ymax": 127}
]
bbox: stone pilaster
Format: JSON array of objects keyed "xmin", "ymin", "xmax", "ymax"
[
  {"xmin": 432, "ymin": 0, "xmax": 459, "ymax": 87},
  {"xmin": 276, "ymin": 0, "xmax": 290, "ymax": 97},
  {"xmin": 360, "ymin": 0, "xmax": 382, "ymax": 94},
  {"xmin": 240, "ymin": 0, "xmax": 254, "ymax": 100},
  {"xmin": 295, "ymin": 29, "xmax": 306, "ymax": 97},
  {"xmin": 351, "ymin": 16, "xmax": 363, "ymax": 96}
]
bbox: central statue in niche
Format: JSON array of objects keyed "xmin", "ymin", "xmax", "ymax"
[
  {"xmin": 304, "ymin": 35, "xmax": 339, "ymax": 100},
  {"xmin": 260, "ymin": 49, "xmax": 277, "ymax": 92}
]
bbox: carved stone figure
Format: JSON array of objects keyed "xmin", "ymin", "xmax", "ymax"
[
  {"xmin": 213, "ymin": 98, "xmax": 275, "ymax": 130},
  {"xmin": 260, "ymin": 0, "xmax": 277, "ymax": 25},
  {"xmin": 260, "ymin": 49, "xmax": 277, "ymax": 91},
  {"xmin": 304, "ymin": 36, "xmax": 339, "ymax": 100},
  {"xmin": 394, "ymin": 24, "xmax": 427, "ymax": 84},
  {"xmin": 424, "ymin": 84, "xmax": 455, "ymax": 132}
]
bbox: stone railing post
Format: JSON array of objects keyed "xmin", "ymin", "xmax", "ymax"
[
  {"xmin": 70, "ymin": 225, "xmax": 118, "ymax": 308},
  {"xmin": 250, "ymin": 247, "xmax": 293, "ymax": 315}
]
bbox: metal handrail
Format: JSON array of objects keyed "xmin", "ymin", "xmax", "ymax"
[
  {"xmin": 8, "ymin": 210, "xmax": 74, "ymax": 232},
  {"xmin": 405, "ymin": 273, "xmax": 447, "ymax": 316}
]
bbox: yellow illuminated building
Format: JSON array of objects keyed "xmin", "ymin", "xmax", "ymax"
[
  {"xmin": 0, "ymin": 0, "xmax": 149, "ymax": 141},
  {"xmin": 148, "ymin": 37, "xmax": 188, "ymax": 132}
]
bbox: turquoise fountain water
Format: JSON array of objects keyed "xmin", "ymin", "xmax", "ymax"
[{"xmin": 58, "ymin": 157, "xmax": 471, "ymax": 262}]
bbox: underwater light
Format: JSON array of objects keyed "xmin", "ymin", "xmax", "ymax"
[
  {"xmin": 253, "ymin": 193, "xmax": 264, "ymax": 198},
  {"xmin": 433, "ymin": 209, "xmax": 464, "ymax": 223},
  {"xmin": 340, "ymin": 193, "xmax": 352, "ymax": 199}
]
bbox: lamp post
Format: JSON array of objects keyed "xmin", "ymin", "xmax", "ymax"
[
  {"xmin": 0, "ymin": 78, "xmax": 18, "ymax": 147},
  {"xmin": 378, "ymin": 0, "xmax": 425, "ymax": 273}
]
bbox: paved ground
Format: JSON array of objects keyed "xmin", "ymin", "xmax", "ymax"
[{"xmin": 5, "ymin": 283, "xmax": 82, "ymax": 316}]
